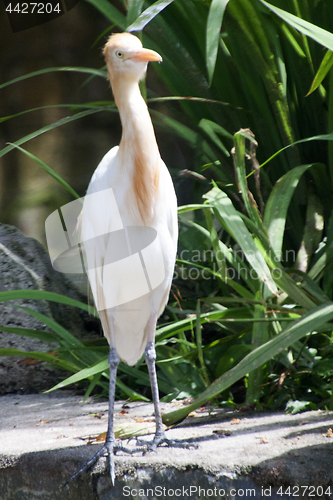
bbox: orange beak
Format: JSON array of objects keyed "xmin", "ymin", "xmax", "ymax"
[{"xmin": 130, "ymin": 48, "xmax": 162, "ymax": 63}]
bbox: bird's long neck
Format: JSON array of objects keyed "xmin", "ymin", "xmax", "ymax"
[{"xmin": 112, "ymin": 78, "xmax": 160, "ymax": 225}]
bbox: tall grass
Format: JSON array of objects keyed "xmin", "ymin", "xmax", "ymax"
[{"xmin": 1, "ymin": 0, "xmax": 333, "ymax": 420}]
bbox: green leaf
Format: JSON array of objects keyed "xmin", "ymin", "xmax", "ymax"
[
  {"xmin": 206, "ymin": 0, "xmax": 230, "ymax": 85},
  {"xmin": 127, "ymin": 0, "xmax": 145, "ymax": 26},
  {"xmin": 151, "ymin": 110, "xmax": 197, "ymax": 146},
  {"xmin": 179, "ymin": 215, "xmax": 254, "ymax": 297},
  {"xmin": 127, "ymin": 0, "xmax": 175, "ymax": 32},
  {"xmin": 195, "ymin": 300, "xmax": 210, "ymax": 387},
  {"xmin": 47, "ymin": 357, "xmax": 108, "ymax": 390},
  {"xmin": 0, "ymin": 348, "xmax": 58, "ymax": 362},
  {"xmin": 264, "ymin": 165, "xmax": 314, "ymax": 260},
  {"xmin": 260, "ymin": 1, "xmax": 333, "ymax": 52},
  {"xmin": 295, "ymin": 190, "xmax": 324, "ymax": 273},
  {"xmin": 285, "ymin": 399, "xmax": 317, "ymax": 414},
  {"xmin": 157, "ymin": 309, "xmax": 244, "ymax": 342},
  {"xmin": 0, "ymin": 289, "xmax": 96, "ymax": 315},
  {"xmin": 47, "ymin": 357, "xmax": 149, "ymax": 400},
  {"xmin": 0, "ymin": 325, "xmax": 58, "ymax": 343},
  {"xmin": 0, "ymin": 103, "xmax": 114, "ymax": 125},
  {"xmin": 307, "ymin": 50, "xmax": 333, "ymax": 96},
  {"xmin": 246, "ymin": 299, "xmax": 269, "ymax": 404},
  {"xmin": 9, "ymin": 144, "xmax": 81, "ymax": 200},
  {"xmin": 233, "ymin": 130, "xmax": 263, "ymax": 228},
  {"xmin": 15, "ymin": 306, "xmax": 84, "ymax": 347},
  {"xmin": 203, "ymin": 207, "xmax": 229, "ymax": 287},
  {"xmin": 290, "ymin": 269, "xmax": 329, "ymax": 305},
  {"xmin": 0, "ymin": 349, "xmax": 79, "ymax": 372},
  {"xmin": 163, "ymin": 301, "xmax": 333, "ymax": 425},
  {"xmin": 0, "ymin": 108, "xmax": 104, "ymax": 159},
  {"xmin": 260, "ymin": 134, "xmax": 333, "ymax": 169},
  {"xmin": 0, "ymin": 67, "xmax": 107, "ymax": 90},
  {"xmin": 85, "ymin": 0, "xmax": 127, "ymax": 29},
  {"xmin": 178, "ymin": 204, "xmax": 211, "ymax": 214},
  {"xmin": 198, "ymin": 118, "xmax": 232, "ymax": 156},
  {"xmin": 204, "ymin": 186, "xmax": 277, "ymax": 295}
]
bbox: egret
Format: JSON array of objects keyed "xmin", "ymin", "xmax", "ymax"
[{"xmin": 73, "ymin": 32, "xmax": 179, "ymax": 484}]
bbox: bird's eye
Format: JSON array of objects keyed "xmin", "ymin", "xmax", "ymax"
[{"xmin": 115, "ymin": 51, "xmax": 123, "ymax": 58}]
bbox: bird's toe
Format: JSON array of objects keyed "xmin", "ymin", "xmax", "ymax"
[{"xmin": 148, "ymin": 433, "xmax": 198, "ymax": 453}]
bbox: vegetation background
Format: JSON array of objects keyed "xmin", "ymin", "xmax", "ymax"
[{"xmin": 1, "ymin": 0, "xmax": 333, "ymax": 425}]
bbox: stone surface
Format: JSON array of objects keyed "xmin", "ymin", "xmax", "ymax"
[
  {"xmin": 0, "ymin": 223, "xmax": 99, "ymax": 394},
  {"xmin": 0, "ymin": 391, "xmax": 333, "ymax": 499}
]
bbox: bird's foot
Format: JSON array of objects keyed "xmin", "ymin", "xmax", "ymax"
[
  {"xmin": 63, "ymin": 438, "xmax": 134, "ymax": 488},
  {"xmin": 141, "ymin": 430, "xmax": 198, "ymax": 455}
]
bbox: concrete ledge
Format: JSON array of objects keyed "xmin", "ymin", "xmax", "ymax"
[{"xmin": 1, "ymin": 392, "xmax": 333, "ymax": 499}]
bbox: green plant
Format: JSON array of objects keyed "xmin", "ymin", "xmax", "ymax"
[{"xmin": 1, "ymin": 0, "xmax": 333, "ymax": 422}]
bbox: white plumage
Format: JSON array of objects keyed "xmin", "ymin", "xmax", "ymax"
[
  {"xmin": 80, "ymin": 34, "xmax": 177, "ymax": 364},
  {"xmin": 73, "ymin": 32, "xmax": 178, "ymax": 484}
]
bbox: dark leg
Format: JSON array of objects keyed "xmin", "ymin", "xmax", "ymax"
[
  {"xmin": 65, "ymin": 347, "xmax": 124, "ymax": 486},
  {"xmin": 144, "ymin": 316, "xmax": 197, "ymax": 452},
  {"xmin": 104, "ymin": 347, "xmax": 120, "ymax": 484},
  {"xmin": 145, "ymin": 339, "xmax": 167, "ymax": 450}
]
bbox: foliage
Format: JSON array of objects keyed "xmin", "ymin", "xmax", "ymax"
[{"xmin": 1, "ymin": 0, "xmax": 333, "ymax": 422}]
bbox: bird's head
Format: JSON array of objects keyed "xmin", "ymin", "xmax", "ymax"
[{"xmin": 104, "ymin": 33, "xmax": 162, "ymax": 84}]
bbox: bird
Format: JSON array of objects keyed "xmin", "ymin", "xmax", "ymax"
[{"xmin": 72, "ymin": 32, "xmax": 179, "ymax": 485}]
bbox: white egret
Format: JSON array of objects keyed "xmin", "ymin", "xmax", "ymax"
[{"xmin": 72, "ymin": 32, "xmax": 181, "ymax": 485}]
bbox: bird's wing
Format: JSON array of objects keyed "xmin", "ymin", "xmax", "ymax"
[
  {"xmin": 79, "ymin": 146, "xmax": 121, "ymax": 311},
  {"xmin": 80, "ymin": 151, "xmax": 177, "ymax": 365}
]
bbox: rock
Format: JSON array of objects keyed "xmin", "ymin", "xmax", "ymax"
[
  {"xmin": 1, "ymin": 393, "xmax": 333, "ymax": 500},
  {"xmin": 0, "ymin": 223, "xmax": 99, "ymax": 394}
]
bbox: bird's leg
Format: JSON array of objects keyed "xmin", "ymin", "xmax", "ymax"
[
  {"xmin": 144, "ymin": 316, "xmax": 197, "ymax": 452},
  {"xmin": 104, "ymin": 346, "xmax": 119, "ymax": 484},
  {"xmin": 145, "ymin": 338, "xmax": 166, "ymax": 450},
  {"xmin": 65, "ymin": 347, "xmax": 132, "ymax": 487}
]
